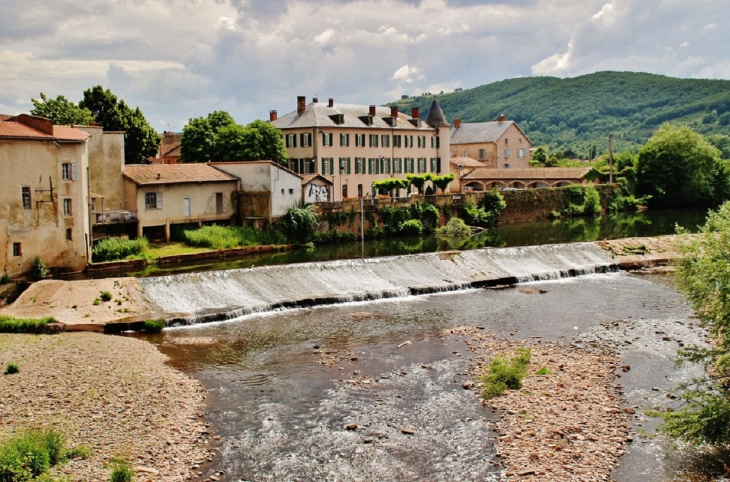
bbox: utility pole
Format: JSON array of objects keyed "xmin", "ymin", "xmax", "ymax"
[{"xmin": 608, "ymin": 134, "xmax": 614, "ymax": 184}]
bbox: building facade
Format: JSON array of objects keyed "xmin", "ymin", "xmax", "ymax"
[
  {"xmin": 270, "ymin": 97, "xmax": 451, "ymax": 201},
  {"xmin": 450, "ymin": 117, "xmax": 531, "ymax": 169},
  {"xmin": 0, "ymin": 115, "xmax": 91, "ymax": 278}
]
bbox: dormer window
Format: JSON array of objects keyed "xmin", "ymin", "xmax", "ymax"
[
  {"xmin": 384, "ymin": 117, "xmax": 397, "ymax": 127},
  {"xmin": 329, "ymin": 114, "xmax": 344, "ymax": 125},
  {"xmin": 409, "ymin": 118, "xmax": 421, "ymax": 128},
  {"xmin": 359, "ymin": 115, "xmax": 373, "ymax": 126}
]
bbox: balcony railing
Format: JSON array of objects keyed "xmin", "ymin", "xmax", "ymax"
[{"xmin": 94, "ymin": 210, "xmax": 138, "ymax": 225}]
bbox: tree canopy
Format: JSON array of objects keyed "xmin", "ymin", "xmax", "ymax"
[
  {"xmin": 30, "ymin": 93, "xmax": 94, "ymax": 126},
  {"xmin": 30, "ymin": 87, "xmax": 160, "ymax": 164},
  {"xmin": 180, "ymin": 111, "xmax": 287, "ymax": 164},
  {"xmin": 636, "ymin": 124, "xmax": 726, "ymax": 207}
]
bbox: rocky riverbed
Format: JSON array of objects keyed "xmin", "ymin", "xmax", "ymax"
[
  {"xmin": 0, "ymin": 333, "xmax": 213, "ymax": 481},
  {"xmin": 454, "ymin": 326, "xmax": 630, "ymax": 481}
]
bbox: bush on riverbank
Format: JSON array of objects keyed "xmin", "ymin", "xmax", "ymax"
[
  {"xmin": 0, "ymin": 428, "xmax": 87, "ymax": 481},
  {"xmin": 144, "ymin": 319, "xmax": 165, "ymax": 333},
  {"xmin": 108, "ymin": 459, "xmax": 134, "ymax": 482},
  {"xmin": 92, "ymin": 237, "xmax": 149, "ymax": 263},
  {"xmin": 0, "ymin": 315, "xmax": 53, "ymax": 333},
  {"xmin": 480, "ymin": 348, "xmax": 532, "ymax": 399}
]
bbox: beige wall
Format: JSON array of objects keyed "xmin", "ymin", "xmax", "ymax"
[
  {"xmin": 77, "ymin": 127, "xmax": 125, "ymax": 211},
  {"xmin": 0, "ymin": 139, "xmax": 90, "ymax": 278},
  {"xmin": 284, "ymin": 125, "xmax": 449, "ymax": 201},
  {"xmin": 451, "ymin": 124, "xmax": 531, "ymax": 169},
  {"xmin": 211, "ymin": 162, "xmax": 302, "ymax": 217},
  {"xmin": 125, "ymin": 179, "xmax": 238, "ymax": 240}
]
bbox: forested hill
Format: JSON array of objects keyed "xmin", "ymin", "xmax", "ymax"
[{"xmin": 390, "ymin": 71, "xmax": 730, "ymax": 157}]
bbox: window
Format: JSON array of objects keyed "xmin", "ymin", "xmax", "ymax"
[
  {"xmin": 300, "ymin": 133, "xmax": 312, "ymax": 147},
  {"xmin": 381, "ymin": 157, "xmax": 389, "ymax": 174},
  {"xmin": 405, "ymin": 135, "xmax": 414, "ymax": 148},
  {"xmin": 393, "ymin": 135, "xmax": 402, "ymax": 148},
  {"xmin": 381, "ymin": 135, "xmax": 390, "ymax": 148},
  {"xmin": 21, "ymin": 186, "xmax": 31, "ymax": 210},
  {"xmin": 340, "ymin": 133, "xmax": 350, "ymax": 147},
  {"xmin": 63, "ymin": 198, "xmax": 72, "ymax": 216},
  {"xmin": 62, "ymin": 163, "xmax": 71, "ymax": 180},
  {"xmin": 355, "ymin": 134, "xmax": 365, "ymax": 147},
  {"xmin": 462, "ymin": 150, "xmax": 467, "ymax": 157},
  {"xmin": 339, "ymin": 157, "xmax": 347, "ymax": 174},
  {"xmin": 504, "ymin": 163, "xmax": 511, "ymax": 168},
  {"xmin": 145, "ymin": 192, "xmax": 162, "ymax": 210},
  {"xmin": 357, "ymin": 184, "xmax": 363, "ymax": 198},
  {"xmin": 286, "ymin": 134, "xmax": 297, "ymax": 148},
  {"xmin": 289, "ymin": 189, "xmax": 294, "ymax": 194},
  {"xmin": 431, "ymin": 136, "xmax": 440, "ymax": 149},
  {"xmin": 478, "ymin": 149, "xmax": 487, "ymax": 159},
  {"xmin": 321, "ymin": 157, "xmax": 334, "ymax": 175},
  {"xmin": 505, "ymin": 138, "xmax": 509, "ymax": 145},
  {"xmin": 184, "ymin": 197, "xmax": 191, "ymax": 217},
  {"xmin": 430, "ymin": 158, "xmax": 436, "ymax": 173},
  {"xmin": 65, "ymin": 228, "xmax": 72, "ymax": 241},
  {"xmin": 12, "ymin": 243, "xmax": 22, "ymax": 257},
  {"xmin": 369, "ymin": 134, "xmax": 378, "ymax": 148},
  {"xmin": 417, "ymin": 136, "xmax": 426, "ymax": 148},
  {"xmin": 304, "ymin": 159, "xmax": 315, "ymax": 174},
  {"xmin": 417, "ymin": 158, "xmax": 426, "ymax": 173},
  {"xmin": 369, "ymin": 158, "xmax": 376, "ymax": 174},
  {"xmin": 342, "ymin": 184, "xmax": 348, "ymax": 198},
  {"xmin": 355, "ymin": 157, "xmax": 362, "ymax": 174},
  {"xmin": 504, "ymin": 148, "xmax": 510, "ymax": 159},
  {"xmin": 322, "ymin": 132, "xmax": 333, "ymax": 147}
]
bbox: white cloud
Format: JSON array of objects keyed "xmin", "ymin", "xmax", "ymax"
[{"xmin": 392, "ymin": 65, "xmax": 421, "ymax": 82}]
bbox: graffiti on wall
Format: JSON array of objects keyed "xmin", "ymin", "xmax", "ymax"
[{"xmin": 306, "ymin": 184, "xmax": 330, "ymax": 202}]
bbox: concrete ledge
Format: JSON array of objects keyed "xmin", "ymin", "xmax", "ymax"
[
  {"xmin": 157, "ymin": 244, "xmax": 297, "ymax": 266},
  {"xmin": 87, "ymin": 259, "xmax": 147, "ymax": 272}
]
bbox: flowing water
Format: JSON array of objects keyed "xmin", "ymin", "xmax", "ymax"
[{"xmin": 136, "ymin": 241, "xmax": 719, "ymax": 481}]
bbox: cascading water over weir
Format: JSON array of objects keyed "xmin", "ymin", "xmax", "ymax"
[{"xmin": 139, "ymin": 242, "xmax": 617, "ymax": 326}]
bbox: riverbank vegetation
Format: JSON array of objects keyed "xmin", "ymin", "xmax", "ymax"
[
  {"xmin": 660, "ymin": 202, "xmax": 730, "ymax": 444},
  {"xmin": 480, "ymin": 348, "xmax": 532, "ymax": 399},
  {"xmin": 0, "ymin": 428, "xmax": 89, "ymax": 481},
  {"xmin": 0, "ymin": 315, "xmax": 52, "ymax": 334}
]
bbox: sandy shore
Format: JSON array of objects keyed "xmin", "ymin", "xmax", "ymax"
[
  {"xmin": 0, "ymin": 332, "xmax": 213, "ymax": 481},
  {"xmin": 453, "ymin": 326, "xmax": 630, "ymax": 481}
]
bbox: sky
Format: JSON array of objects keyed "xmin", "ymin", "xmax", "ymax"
[{"xmin": 1, "ymin": 0, "xmax": 728, "ymax": 132}]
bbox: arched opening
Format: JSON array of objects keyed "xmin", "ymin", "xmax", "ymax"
[
  {"xmin": 529, "ymin": 181, "xmax": 549, "ymax": 189},
  {"xmin": 494, "ymin": 182, "xmax": 507, "ymax": 189},
  {"xmin": 510, "ymin": 181, "xmax": 526, "ymax": 189},
  {"xmin": 553, "ymin": 181, "xmax": 573, "ymax": 188},
  {"xmin": 464, "ymin": 182, "xmax": 485, "ymax": 191}
]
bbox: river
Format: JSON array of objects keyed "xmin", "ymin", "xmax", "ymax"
[{"xmin": 143, "ymin": 269, "xmax": 720, "ymax": 481}]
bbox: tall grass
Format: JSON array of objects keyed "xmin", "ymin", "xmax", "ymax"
[
  {"xmin": 92, "ymin": 237, "xmax": 149, "ymax": 263},
  {"xmin": 182, "ymin": 225, "xmax": 284, "ymax": 250},
  {"xmin": 0, "ymin": 315, "xmax": 53, "ymax": 333},
  {"xmin": 0, "ymin": 428, "xmax": 67, "ymax": 481}
]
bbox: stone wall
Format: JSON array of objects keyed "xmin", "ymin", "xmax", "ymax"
[{"xmin": 499, "ymin": 185, "xmax": 620, "ymax": 224}]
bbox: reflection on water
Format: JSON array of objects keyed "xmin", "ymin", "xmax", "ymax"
[
  {"xmin": 150, "ymin": 273, "xmax": 703, "ymax": 482},
  {"xmin": 70, "ymin": 208, "xmax": 706, "ymax": 280}
]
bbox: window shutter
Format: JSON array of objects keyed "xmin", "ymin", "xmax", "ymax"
[
  {"xmin": 321, "ymin": 158, "xmax": 326, "ymax": 174},
  {"xmin": 329, "ymin": 133, "xmax": 333, "ymax": 146},
  {"xmin": 347, "ymin": 157, "xmax": 351, "ymax": 174},
  {"xmin": 436, "ymin": 157, "xmax": 441, "ymax": 173},
  {"xmin": 156, "ymin": 192, "xmax": 163, "ymax": 210},
  {"xmin": 330, "ymin": 158, "xmax": 334, "ymax": 175},
  {"xmin": 71, "ymin": 163, "xmax": 78, "ymax": 181}
]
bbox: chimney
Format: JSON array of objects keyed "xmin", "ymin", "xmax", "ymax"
[
  {"xmin": 297, "ymin": 96, "xmax": 306, "ymax": 114},
  {"xmin": 411, "ymin": 107, "xmax": 419, "ymax": 119},
  {"xmin": 498, "ymin": 114, "xmax": 505, "ymax": 122},
  {"xmin": 390, "ymin": 106, "xmax": 399, "ymax": 118},
  {"xmin": 328, "ymin": 98, "xmax": 334, "ymax": 108},
  {"xmin": 369, "ymin": 105, "xmax": 376, "ymax": 117},
  {"xmin": 269, "ymin": 110, "xmax": 278, "ymax": 122},
  {"xmin": 313, "ymin": 97, "xmax": 319, "ymax": 103},
  {"xmin": 454, "ymin": 118, "xmax": 461, "ymax": 129}
]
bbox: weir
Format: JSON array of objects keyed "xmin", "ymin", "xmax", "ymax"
[{"xmin": 139, "ymin": 242, "xmax": 618, "ymax": 326}]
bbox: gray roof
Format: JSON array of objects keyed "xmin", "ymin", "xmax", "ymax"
[
  {"xmin": 424, "ymin": 99, "xmax": 449, "ymax": 127},
  {"xmin": 450, "ymin": 121, "xmax": 525, "ymax": 145},
  {"xmin": 271, "ymin": 102, "xmax": 437, "ymax": 131}
]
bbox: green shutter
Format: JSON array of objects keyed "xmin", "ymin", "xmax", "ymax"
[
  {"xmin": 330, "ymin": 158, "xmax": 335, "ymax": 175},
  {"xmin": 436, "ymin": 157, "xmax": 441, "ymax": 173},
  {"xmin": 347, "ymin": 157, "xmax": 351, "ymax": 174},
  {"xmin": 436, "ymin": 137, "xmax": 440, "ymax": 148},
  {"xmin": 321, "ymin": 157, "xmax": 326, "ymax": 174}
]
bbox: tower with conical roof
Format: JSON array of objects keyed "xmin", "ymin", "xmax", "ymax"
[{"xmin": 424, "ymin": 99, "xmax": 450, "ymax": 174}]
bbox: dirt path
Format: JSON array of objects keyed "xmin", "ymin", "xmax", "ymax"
[{"xmin": 0, "ymin": 333, "xmax": 213, "ymax": 481}]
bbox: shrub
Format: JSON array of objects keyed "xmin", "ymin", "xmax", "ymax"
[
  {"xmin": 4, "ymin": 363, "xmax": 18, "ymax": 375},
  {"xmin": 30, "ymin": 257, "xmax": 48, "ymax": 281},
  {"xmin": 108, "ymin": 459, "xmax": 134, "ymax": 482},
  {"xmin": 480, "ymin": 348, "xmax": 532, "ymax": 399},
  {"xmin": 144, "ymin": 319, "xmax": 165, "ymax": 333},
  {"xmin": 279, "ymin": 205, "xmax": 319, "ymax": 244},
  {"xmin": 399, "ymin": 219, "xmax": 424, "ymax": 236},
  {"xmin": 92, "ymin": 237, "xmax": 149, "ymax": 263},
  {"xmin": 462, "ymin": 201, "xmax": 494, "ymax": 227},
  {"xmin": 436, "ymin": 217, "xmax": 471, "ymax": 237},
  {"xmin": 0, "ymin": 428, "xmax": 67, "ymax": 481},
  {"xmin": 93, "ymin": 299, "xmax": 101, "ymax": 306},
  {"xmin": 0, "ymin": 315, "xmax": 52, "ymax": 333},
  {"xmin": 583, "ymin": 185, "xmax": 601, "ymax": 216},
  {"xmin": 65, "ymin": 445, "xmax": 91, "ymax": 460},
  {"xmin": 0, "ymin": 274, "xmax": 10, "ymax": 285},
  {"xmin": 482, "ymin": 188, "xmax": 507, "ymax": 219},
  {"xmin": 99, "ymin": 291, "xmax": 112, "ymax": 302}
]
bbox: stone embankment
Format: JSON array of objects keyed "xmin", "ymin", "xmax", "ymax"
[
  {"xmin": 596, "ymin": 235, "xmax": 685, "ymax": 270},
  {"xmin": 0, "ymin": 333, "xmax": 214, "ymax": 481},
  {"xmin": 453, "ymin": 326, "xmax": 630, "ymax": 481}
]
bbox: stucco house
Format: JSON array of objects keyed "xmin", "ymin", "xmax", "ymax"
[
  {"xmin": 450, "ymin": 116, "xmax": 531, "ymax": 169},
  {"xmin": 123, "ymin": 164, "xmax": 238, "ymax": 242},
  {"xmin": 270, "ymin": 96, "xmax": 451, "ymax": 201},
  {"xmin": 0, "ymin": 114, "xmax": 91, "ymax": 278},
  {"xmin": 209, "ymin": 161, "xmax": 303, "ymax": 220}
]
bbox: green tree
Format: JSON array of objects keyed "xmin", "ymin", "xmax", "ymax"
[
  {"xmin": 532, "ymin": 146, "xmax": 547, "ymax": 164},
  {"xmin": 637, "ymin": 124, "xmax": 725, "ymax": 207},
  {"xmin": 247, "ymin": 119, "xmax": 288, "ymax": 164},
  {"xmin": 215, "ymin": 124, "xmax": 264, "ymax": 161},
  {"xmin": 30, "ymin": 93, "xmax": 94, "ymax": 125},
  {"xmin": 431, "ymin": 174, "xmax": 455, "ymax": 193},
  {"xmin": 662, "ymin": 203, "xmax": 730, "ymax": 444},
  {"xmin": 80, "ymin": 86, "xmax": 160, "ymax": 164}
]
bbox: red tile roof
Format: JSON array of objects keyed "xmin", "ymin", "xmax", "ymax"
[
  {"xmin": 0, "ymin": 118, "xmax": 90, "ymax": 142},
  {"xmin": 450, "ymin": 157, "xmax": 486, "ymax": 168},
  {"xmin": 123, "ymin": 164, "xmax": 239, "ymax": 186}
]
